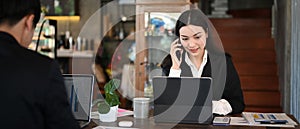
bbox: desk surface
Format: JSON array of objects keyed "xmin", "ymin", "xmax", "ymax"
[{"xmin": 83, "ymin": 115, "xmax": 299, "ymax": 129}]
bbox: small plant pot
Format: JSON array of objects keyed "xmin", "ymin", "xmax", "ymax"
[{"xmin": 99, "ymin": 105, "xmax": 118, "ymax": 122}]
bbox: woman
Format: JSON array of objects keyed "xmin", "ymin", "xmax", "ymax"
[{"xmin": 161, "ymin": 9, "xmax": 245, "ymax": 115}]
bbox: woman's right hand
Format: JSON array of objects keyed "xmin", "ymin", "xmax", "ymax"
[{"xmin": 170, "ymin": 39, "xmax": 183, "ymax": 70}]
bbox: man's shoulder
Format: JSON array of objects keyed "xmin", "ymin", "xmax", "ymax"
[
  {"xmin": 7, "ymin": 48, "xmax": 59, "ymax": 76},
  {"xmin": 22, "ymin": 48, "xmax": 55, "ymax": 65}
]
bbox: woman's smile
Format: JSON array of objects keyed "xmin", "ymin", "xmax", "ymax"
[{"xmin": 189, "ymin": 48, "xmax": 199, "ymax": 53}]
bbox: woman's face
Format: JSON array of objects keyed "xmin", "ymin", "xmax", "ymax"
[{"xmin": 179, "ymin": 25, "xmax": 207, "ymax": 58}]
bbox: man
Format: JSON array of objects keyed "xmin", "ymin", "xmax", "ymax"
[{"xmin": 0, "ymin": 0, "xmax": 80, "ymax": 129}]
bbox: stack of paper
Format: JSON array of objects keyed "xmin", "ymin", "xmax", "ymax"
[
  {"xmin": 229, "ymin": 117, "xmax": 250, "ymax": 126},
  {"xmin": 241, "ymin": 112, "xmax": 298, "ymax": 128}
]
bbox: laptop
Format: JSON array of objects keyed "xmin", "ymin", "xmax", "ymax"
[
  {"xmin": 152, "ymin": 76, "xmax": 213, "ymax": 124},
  {"xmin": 63, "ymin": 74, "xmax": 94, "ymax": 128}
]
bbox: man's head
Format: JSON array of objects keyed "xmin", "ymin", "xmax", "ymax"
[
  {"xmin": 0, "ymin": 0, "xmax": 41, "ymax": 27},
  {"xmin": 0, "ymin": 0, "xmax": 41, "ymax": 47}
]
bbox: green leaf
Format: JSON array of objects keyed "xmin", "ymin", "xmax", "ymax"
[
  {"xmin": 97, "ymin": 101, "xmax": 110, "ymax": 114},
  {"xmin": 104, "ymin": 79, "xmax": 121, "ymax": 107}
]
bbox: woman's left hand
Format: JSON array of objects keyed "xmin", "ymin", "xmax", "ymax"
[{"xmin": 170, "ymin": 39, "xmax": 183, "ymax": 70}]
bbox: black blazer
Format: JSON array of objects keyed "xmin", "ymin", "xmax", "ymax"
[
  {"xmin": 161, "ymin": 53, "xmax": 245, "ymax": 114},
  {"xmin": 0, "ymin": 32, "xmax": 80, "ymax": 129}
]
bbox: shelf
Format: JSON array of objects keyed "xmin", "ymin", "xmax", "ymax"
[
  {"xmin": 45, "ymin": 16, "xmax": 80, "ymax": 21},
  {"xmin": 57, "ymin": 49, "xmax": 94, "ymax": 58}
]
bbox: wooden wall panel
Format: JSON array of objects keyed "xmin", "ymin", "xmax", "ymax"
[{"xmin": 211, "ymin": 14, "xmax": 282, "ymax": 112}]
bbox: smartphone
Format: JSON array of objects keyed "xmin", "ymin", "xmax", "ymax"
[
  {"xmin": 213, "ymin": 117, "xmax": 231, "ymax": 126},
  {"xmin": 176, "ymin": 39, "xmax": 183, "ymax": 60}
]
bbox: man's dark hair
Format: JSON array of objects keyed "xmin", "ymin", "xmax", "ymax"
[{"xmin": 0, "ymin": 0, "xmax": 41, "ymax": 27}]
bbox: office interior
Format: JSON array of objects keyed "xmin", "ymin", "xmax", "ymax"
[{"xmin": 34, "ymin": 0, "xmax": 300, "ymax": 122}]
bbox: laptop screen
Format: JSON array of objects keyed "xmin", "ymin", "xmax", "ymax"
[
  {"xmin": 153, "ymin": 76, "xmax": 213, "ymax": 124},
  {"xmin": 63, "ymin": 74, "xmax": 94, "ymax": 121}
]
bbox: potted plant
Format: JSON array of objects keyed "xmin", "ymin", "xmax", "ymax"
[{"xmin": 98, "ymin": 79, "xmax": 121, "ymax": 122}]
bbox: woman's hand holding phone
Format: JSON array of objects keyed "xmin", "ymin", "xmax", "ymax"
[{"xmin": 170, "ymin": 39, "xmax": 183, "ymax": 70}]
